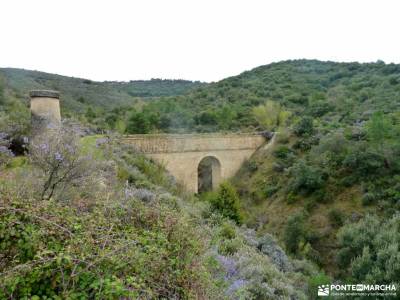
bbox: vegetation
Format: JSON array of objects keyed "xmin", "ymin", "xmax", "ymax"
[
  {"xmin": 203, "ymin": 182, "xmax": 243, "ymax": 224},
  {"xmin": 0, "ymin": 68, "xmax": 205, "ymax": 131},
  {"xmin": 2, "ymin": 59, "xmax": 400, "ymax": 297},
  {"xmin": 0, "ymin": 125, "xmax": 313, "ymax": 298},
  {"xmin": 337, "ymin": 214, "xmax": 400, "ymax": 283}
]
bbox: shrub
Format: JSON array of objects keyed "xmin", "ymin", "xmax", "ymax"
[
  {"xmin": 292, "ymin": 136, "xmax": 319, "ymax": 151},
  {"xmin": 264, "ymin": 184, "xmax": 279, "ymax": 198},
  {"xmin": 307, "ymin": 273, "xmax": 331, "ymax": 299},
  {"xmin": 288, "ymin": 160, "xmax": 325, "ymax": 195},
  {"xmin": 336, "ymin": 214, "xmax": 400, "ymax": 283},
  {"xmin": 209, "ymin": 182, "xmax": 243, "ymax": 224},
  {"xmin": 304, "ymin": 198, "xmax": 317, "ymax": 212},
  {"xmin": 283, "ymin": 212, "xmax": 306, "ymax": 254},
  {"xmin": 219, "ymin": 221, "xmax": 236, "ymax": 239},
  {"xmin": 343, "ymin": 145, "xmax": 386, "ymax": 179},
  {"xmin": 244, "ymin": 160, "xmax": 258, "ymax": 172},
  {"xmin": 361, "ymin": 192, "xmax": 378, "ymax": 205},
  {"xmin": 273, "ymin": 145, "xmax": 293, "ymax": 159},
  {"xmin": 29, "ymin": 127, "xmax": 93, "ymax": 200},
  {"xmin": 218, "ymin": 238, "xmax": 242, "ymax": 255},
  {"xmin": 328, "ymin": 208, "xmax": 345, "ymax": 227},
  {"xmin": 293, "ymin": 116, "xmax": 314, "ymax": 136}
]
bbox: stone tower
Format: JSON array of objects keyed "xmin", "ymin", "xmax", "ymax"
[{"xmin": 30, "ymin": 90, "xmax": 61, "ymax": 134}]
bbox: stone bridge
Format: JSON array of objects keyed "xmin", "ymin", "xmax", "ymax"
[
  {"xmin": 122, "ymin": 133, "xmax": 269, "ymax": 193},
  {"xmin": 27, "ymin": 90, "xmax": 271, "ymax": 194}
]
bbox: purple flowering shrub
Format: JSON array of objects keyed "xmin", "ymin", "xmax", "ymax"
[
  {"xmin": 208, "ymin": 221, "xmax": 311, "ymax": 299},
  {"xmin": 29, "ymin": 127, "xmax": 93, "ymax": 200}
]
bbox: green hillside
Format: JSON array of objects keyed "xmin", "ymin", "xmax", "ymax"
[
  {"xmin": 0, "ymin": 67, "xmax": 205, "ymax": 113},
  {"xmin": 113, "ymin": 59, "xmax": 399, "ymax": 282},
  {"xmin": 1, "ymin": 59, "xmax": 400, "ymax": 297},
  {"xmin": 96, "ymin": 59, "xmax": 400, "ymax": 135}
]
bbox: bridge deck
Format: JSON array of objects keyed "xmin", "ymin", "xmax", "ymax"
[{"xmin": 122, "ymin": 132, "xmax": 267, "ymax": 154}]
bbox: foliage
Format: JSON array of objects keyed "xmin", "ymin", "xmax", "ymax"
[
  {"xmin": 283, "ymin": 213, "xmax": 306, "ymax": 254},
  {"xmin": 293, "ymin": 116, "xmax": 314, "ymax": 137},
  {"xmin": 288, "ymin": 160, "xmax": 325, "ymax": 195},
  {"xmin": 336, "ymin": 214, "xmax": 400, "ymax": 283},
  {"xmin": 252, "ymin": 100, "xmax": 291, "ymax": 131},
  {"xmin": 29, "ymin": 127, "xmax": 93, "ymax": 200},
  {"xmin": 0, "ymin": 136, "xmax": 222, "ymax": 299},
  {"xmin": 307, "ymin": 273, "xmax": 331, "ymax": 299},
  {"xmin": 208, "ymin": 182, "xmax": 243, "ymax": 224},
  {"xmin": 328, "ymin": 208, "xmax": 345, "ymax": 227}
]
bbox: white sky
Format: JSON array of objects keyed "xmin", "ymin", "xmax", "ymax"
[{"xmin": 1, "ymin": 0, "xmax": 399, "ymax": 82}]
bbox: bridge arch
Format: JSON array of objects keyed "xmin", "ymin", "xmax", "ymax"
[
  {"xmin": 121, "ymin": 133, "xmax": 269, "ymax": 193},
  {"xmin": 197, "ymin": 155, "xmax": 221, "ymax": 193}
]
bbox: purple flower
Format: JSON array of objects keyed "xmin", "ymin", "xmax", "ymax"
[
  {"xmin": 227, "ymin": 279, "xmax": 247, "ymax": 295},
  {"xmin": 54, "ymin": 152, "xmax": 63, "ymax": 161},
  {"xmin": 216, "ymin": 255, "xmax": 238, "ymax": 278},
  {"xmin": 95, "ymin": 137, "xmax": 108, "ymax": 148},
  {"xmin": 39, "ymin": 143, "xmax": 49, "ymax": 152}
]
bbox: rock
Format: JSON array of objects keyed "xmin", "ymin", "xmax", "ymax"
[{"xmin": 260, "ymin": 131, "xmax": 275, "ymax": 139}]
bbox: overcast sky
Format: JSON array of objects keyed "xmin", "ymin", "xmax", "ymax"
[{"xmin": 1, "ymin": 0, "xmax": 399, "ymax": 82}]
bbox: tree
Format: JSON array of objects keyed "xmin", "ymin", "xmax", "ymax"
[
  {"xmin": 126, "ymin": 112, "xmax": 151, "ymax": 134},
  {"xmin": 288, "ymin": 160, "xmax": 325, "ymax": 195},
  {"xmin": 252, "ymin": 100, "xmax": 291, "ymax": 131},
  {"xmin": 216, "ymin": 106, "xmax": 237, "ymax": 130},
  {"xmin": 209, "ymin": 182, "xmax": 243, "ymax": 224},
  {"xmin": 29, "ymin": 126, "xmax": 92, "ymax": 200},
  {"xmin": 293, "ymin": 116, "xmax": 314, "ymax": 136},
  {"xmin": 283, "ymin": 213, "xmax": 305, "ymax": 254},
  {"xmin": 366, "ymin": 112, "xmax": 393, "ymax": 145},
  {"xmin": 85, "ymin": 107, "xmax": 96, "ymax": 121}
]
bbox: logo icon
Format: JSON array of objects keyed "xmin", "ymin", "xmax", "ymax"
[{"xmin": 318, "ymin": 285, "xmax": 330, "ymax": 296}]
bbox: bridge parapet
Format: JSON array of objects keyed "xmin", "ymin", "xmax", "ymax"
[{"xmin": 122, "ymin": 133, "xmax": 266, "ymax": 153}]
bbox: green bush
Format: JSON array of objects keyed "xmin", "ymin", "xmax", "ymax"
[
  {"xmin": 293, "ymin": 116, "xmax": 314, "ymax": 137},
  {"xmin": 328, "ymin": 208, "xmax": 345, "ymax": 227},
  {"xmin": 218, "ymin": 238, "xmax": 242, "ymax": 255},
  {"xmin": 219, "ymin": 221, "xmax": 236, "ymax": 239},
  {"xmin": 264, "ymin": 184, "xmax": 279, "ymax": 198},
  {"xmin": 292, "ymin": 136, "xmax": 319, "ymax": 151},
  {"xmin": 273, "ymin": 145, "xmax": 293, "ymax": 159},
  {"xmin": 336, "ymin": 214, "xmax": 400, "ymax": 283},
  {"xmin": 209, "ymin": 182, "xmax": 243, "ymax": 224},
  {"xmin": 307, "ymin": 273, "xmax": 331, "ymax": 299},
  {"xmin": 283, "ymin": 212, "xmax": 306, "ymax": 254},
  {"xmin": 361, "ymin": 192, "xmax": 378, "ymax": 206},
  {"xmin": 343, "ymin": 145, "xmax": 386, "ymax": 180},
  {"xmin": 288, "ymin": 160, "xmax": 325, "ymax": 195}
]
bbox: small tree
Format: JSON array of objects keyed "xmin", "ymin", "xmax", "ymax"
[
  {"xmin": 283, "ymin": 212, "xmax": 305, "ymax": 254},
  {"xmin": 209, "ymin": 182, "xmax": 243, "ymax": 224},
  {"xmin": 252, "ymin": 100, "xmax": 291, "ymax": 131},
  {"xmin": 288, "ymin": 160, "xmax": 324, "ymax": 195},
  {"xmin": 29, "ymin": 127, "xmax": 92, "ymax": 200},
  {"xmin": 293, "ymin": 116, "xmax": 314, "ymax": 136}
]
